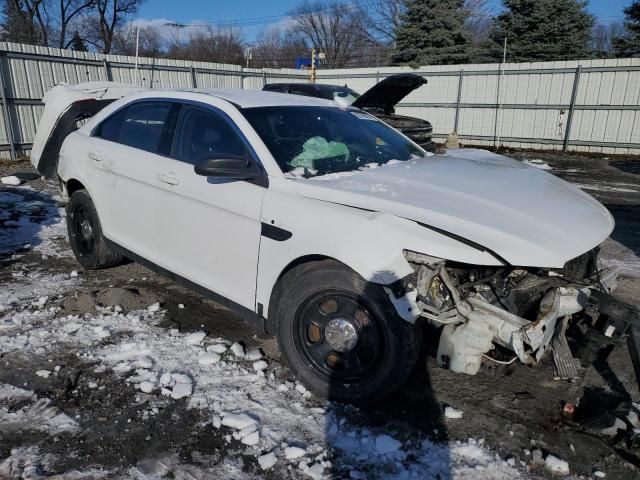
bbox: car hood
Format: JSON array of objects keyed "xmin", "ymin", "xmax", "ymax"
[
  {"xmin": 292, "ymin": 149, "xmax": 614, "ymax": 268},
  {"xmin": 351, "ymin": 73, "xmax": 426, "ymax": 113}
]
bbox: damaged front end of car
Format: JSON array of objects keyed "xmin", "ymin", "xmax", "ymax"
[{"xmin": 397, "ymin": 249, "xmax": 640, "ymax": 385}]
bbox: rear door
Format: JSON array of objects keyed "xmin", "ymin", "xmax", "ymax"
[{"xmin": 83, "ymin": 100, "xmax": 181, "ymax": 261}]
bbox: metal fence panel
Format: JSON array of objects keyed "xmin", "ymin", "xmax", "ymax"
[{"xmin": 0, "ymin": 42, "xmax": 638, "ymax": 160}]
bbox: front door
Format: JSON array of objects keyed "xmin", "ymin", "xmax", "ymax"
[{"xmin": 150, "ymin": 103, "xmax": 267, "ymax": 311}]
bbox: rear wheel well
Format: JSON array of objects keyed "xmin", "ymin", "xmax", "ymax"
[{"xmin": 65, "ymin": 179, "xmax": 85, "ymax": 196}]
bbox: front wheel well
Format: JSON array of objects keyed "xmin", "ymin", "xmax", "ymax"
[{"xmin": 267, "ymin": 255, "xmax": 337, "ymax": 323}]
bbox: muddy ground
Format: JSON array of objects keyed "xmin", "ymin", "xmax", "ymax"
[{"xmin": 1, "ymin": 150, "xmax": 640, "ymax": 479}]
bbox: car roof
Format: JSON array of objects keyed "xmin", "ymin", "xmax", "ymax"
[
  {"xmin": 264, "ymin": 83, "xmax": 351, "ymax": 92},
  {"xmin": 180, "ymin": 88, "xmax": 338, "ymax": 109}
]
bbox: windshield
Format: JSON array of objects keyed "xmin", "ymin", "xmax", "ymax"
[{"xmin": 242, "ymin": 106, "xmax": 425, "ymax": 178}]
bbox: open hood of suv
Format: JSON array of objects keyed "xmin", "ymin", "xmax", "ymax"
[
  {"xmin": 351, "ymin": 73, "xmax": 427, "ymax": 113},
  {"xmin": 293, "ymin": 149, "xmax": 614, "ymax": 268}
]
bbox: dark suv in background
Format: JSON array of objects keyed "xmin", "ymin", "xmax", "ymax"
[{"xmin": 263, "ymin": 73, "xmax": 436, "ymax": 152}]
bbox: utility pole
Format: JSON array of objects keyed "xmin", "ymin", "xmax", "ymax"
[
  {"xmin": 135, "ymin": 25, "xmax": 140, "ymax": 86},
  {"xmin": 310, "ymin": 48, "xmax": 317, "ymax": 83}
]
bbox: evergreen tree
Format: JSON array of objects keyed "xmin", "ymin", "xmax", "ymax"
[
  {"xmin": 392, "ymin": 0, "xmax": 472, "ymax": 65},
  {"xmin": 613, "ymin": 1, "xmax": 640, "ymax": 57},
  {"xmin": 489, "ymin": 0, "xmax": 594, "ymax": 62},
  {"xmin": 70, "ymin": 31, "xmax": 88, "ymax": 51},
  {"xmin": 0, "ymin": 0, "xmax": 42, "ymax": 45}
]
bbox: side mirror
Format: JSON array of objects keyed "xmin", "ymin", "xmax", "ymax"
[{"xmin": 194, "ymin": 155, "xmax": 262, "ymax": 181}]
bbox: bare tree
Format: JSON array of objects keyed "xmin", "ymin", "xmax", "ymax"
[
  {"xmin": 2, "ymin": 0, "xmax": 50, "ymax": 45},
  {"xmin": 1, "ymin": 0, "xmax": 44, "ymax": 44},
  {"xmin": 111, "ymin": 22, "xmax": 164, "ymax": 56},
  {"xmin": 85, "ymin": 0, "xmax": 140, "ymax": 53},
  {"xmin": 56, "ymin": 0, "xmax": 95, "ymax": 48},
  {"xmin": 290, "ymin": 0, "xmax": 369, "ymax": 68},
  {"xmin": 465, "ymin": 0, "xmax": 493, "ymax": 44},
  {"xmin": 358, "ymin": 0, "xmax": 403, "ymax": 44},
  {"xmin": 252, "ymin": 26, "xmax": 307, "ymax": 68},
  {"xmin": 167, "ymin": 26, "xmax": 245, "ymax": 65},
  {"xmin": 593, "ymin": 22, "xmax": 624, "ymax": 56}
]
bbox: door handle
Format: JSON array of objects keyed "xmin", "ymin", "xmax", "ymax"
[
  {"xmin": 157, "ymin": 173, "xmax": 180, "ymax": 186},
  {"xmin": 88, "ymin": 152, "xmax": 103, "ymax": 162}
]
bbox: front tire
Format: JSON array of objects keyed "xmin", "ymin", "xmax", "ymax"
[
  {"xmin": 66, "ymin": 189, "xmax": 123, "ymax": 270},
  {"xmin": 272, "ymin": 260, "xmax": 421, "ymax": 403}
]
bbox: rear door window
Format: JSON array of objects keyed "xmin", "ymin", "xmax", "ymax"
[{"xmin": 95, "ymin": 101, "xmax": 179, "ymax": 155}]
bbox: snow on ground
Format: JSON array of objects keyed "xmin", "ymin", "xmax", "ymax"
[
  {"xmin": 523, "ymin": 159, "xmax": 553, "ymax": 170},
  {"xmin": 0, "ymin": 186, "xmax": 71, "ymax": 259},
  {"xmin": 572, "ymin": 183, "xmax": 639, "ymax": 193},
  {"xmin": 0, "ymin": 188, "xmax": 525, "ymax": 479}
]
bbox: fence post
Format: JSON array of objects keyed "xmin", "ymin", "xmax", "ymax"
[
  {"xmin": 563, "ymin": 65, "xmax": 582, "ymax": 152},
  {"xmin": 102, "ymin": 59, "xmax": 111, "ymax": 81},
  {"xmin": 454, "ymin": 69, "xmax": 464, "ymax": 133},
  {"xmin": 262, "ymin": 69, "xmax": 267, "ymax": 87},
  {"xmin": 0, "ymin": 52, "xmax": 16, "ymax": 161},
  {"xmin": 493, "ymin": 65, "xmax": 505, "ymax": 149},
  {"xmin": 190, "ymin": 66, "xmax": 197, "ymax": 88}
]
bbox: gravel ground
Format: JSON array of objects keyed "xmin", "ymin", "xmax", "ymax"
[{"xmin": 1, "ymin": 149, "xmax": 639, "ymax": 479}]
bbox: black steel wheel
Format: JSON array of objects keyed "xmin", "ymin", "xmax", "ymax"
[
  {"xmin": 272, "ymin": 259, "xmax": 422, "ymax": 402},
  {"xmin": 70, "ymin": 203, "xmax": 96, "ymax": 257},
  {"xmin": 294, "ymin": 291, "xmax": 386, "ymax": 384},
  {"xmin": 66, "ymin": 189, "xmax": 123, "ymax": 270}
]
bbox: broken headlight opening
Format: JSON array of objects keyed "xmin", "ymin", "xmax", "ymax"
[{"xmin": 402, "ymin": 249, "xmax": 639, "ymax": 385}]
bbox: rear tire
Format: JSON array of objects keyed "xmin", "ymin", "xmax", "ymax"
[
  {"xmin": 66, "ymin": 189, "xmax": 123, "ymax": 270},
  {"xmin": 272, "ymin": 260, "xmax": 422, "ymax": 403}
]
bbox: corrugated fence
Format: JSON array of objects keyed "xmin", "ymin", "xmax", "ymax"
[{"xmin": 0, "ymin": 41, "xmax": 638, "ymax": 160}]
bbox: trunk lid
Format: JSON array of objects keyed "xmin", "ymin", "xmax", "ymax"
[{"xmin": 31, "ymin": 82, "xmax": 144, "ymax": 177}]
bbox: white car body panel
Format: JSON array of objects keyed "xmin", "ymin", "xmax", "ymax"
[
  {"xmin": 47, "ymin": 83, "xmax": 614, "ymax": 325},
  {"xmin": 292, "ymin": 149, "xmax": 614, "ymax": 268}
]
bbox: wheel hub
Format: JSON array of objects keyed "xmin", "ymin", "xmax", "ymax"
[
  {"xmin": 325, "ymin": 317, "xmax": 358, "ymax": 352},
  {"xmin": 80, "ymin": 220, "xmax": 93, "ymax": 240}
]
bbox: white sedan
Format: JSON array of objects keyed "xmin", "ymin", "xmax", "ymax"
[{"xmin": 31, "ymin": 82, "xmax": 618, "ymax": 401}]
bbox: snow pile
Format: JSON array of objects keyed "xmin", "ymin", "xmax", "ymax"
[
  {"xmin": 0, "ymin": 446, "xmax": 109, "ymax": 479},
  {"xmin": 1, "ymin": 175, "xmax": 22, "ymax": 185},
  {"xmin": 544, "ymin": 454, "xmax": 570, "ymax": 475},
  {"xmin": 375, "ymin": 434, "xmax": 402, "ymax": 454},
  {"xmin": 258, "ymin": 451, "xmax": 277, "ymax": 470},
  {"xmin": 523, "ymin": 159, "xmax": 553, "ymax": 170},
  {"xmin": 0, "ymin": 188, "xmax": 70, "ymax": 258},
  {"xmin": 0, "ymin": 394, "xmax": 79, "ymax": 436},
  {"xmin": 444, "ymin": 406, "xmax": 464, "ymax": 419}
]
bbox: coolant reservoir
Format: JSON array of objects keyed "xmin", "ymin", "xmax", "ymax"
[{"xmin": 437, "ymin": 319, "xmax": 494, "ymax": 375}]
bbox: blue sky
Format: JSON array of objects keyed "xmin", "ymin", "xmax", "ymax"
[{"xmin": 138, "ymin": 0, "xmax": 630, "ymax": 41}]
